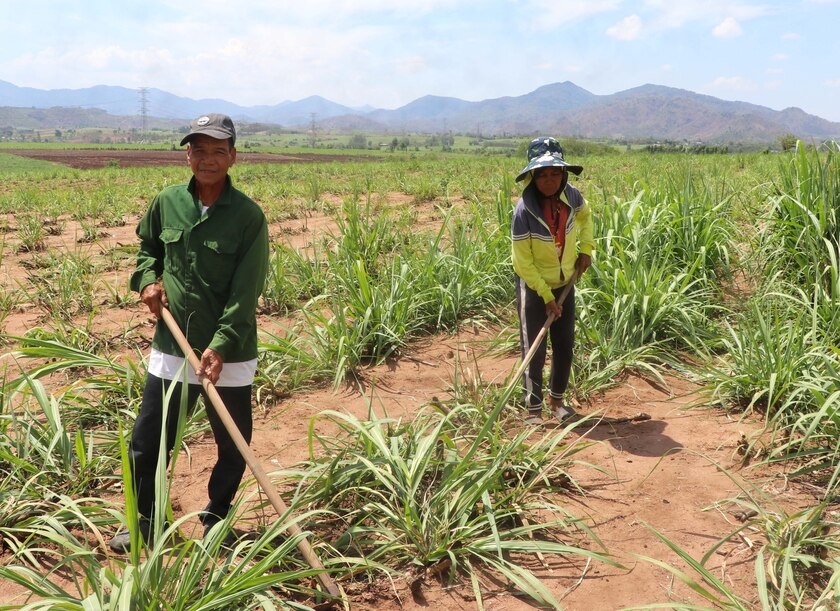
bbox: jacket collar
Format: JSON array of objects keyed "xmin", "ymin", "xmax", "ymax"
[
  {"xmin": 522, "ymin": 182, "xmax": 574, "ymax": 217},
  {"xmin": 187, "ymin": 175, "xmax": 233, "ymax": 207}
]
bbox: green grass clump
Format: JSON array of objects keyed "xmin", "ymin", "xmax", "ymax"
[{"xmin": 3, "ymin": 143, "xmax": 840, "ymax": 607}]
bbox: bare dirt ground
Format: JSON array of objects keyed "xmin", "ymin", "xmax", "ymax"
[
  {"xmin": 2, "ymin": 148, "xmax": 366, "ymax": 169},
  {"xmin": 0, "ymin": 149, "xmax": 811, "ymax": 609},
  {"xmin": 164, "ymin": 341, "xmax": 796, "ymax": 610}
]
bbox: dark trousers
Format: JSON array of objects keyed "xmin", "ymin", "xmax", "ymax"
[
  {"xmin": 516, "ymin": 276, "xmax": 576, "ymax": 411},
  {"xmin": 129, "ymin": 374, "xmax": 253, "ymax": 526}
]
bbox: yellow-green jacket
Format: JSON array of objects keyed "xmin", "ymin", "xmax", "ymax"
[{"xmin": 511, "ymin": 182, "xmax": 595, "ymax": 304}]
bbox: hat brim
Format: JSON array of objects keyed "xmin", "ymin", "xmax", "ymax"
[
  {"xmin": 515, "ymin": 155, "xmax": 583, "ymax": 182},
  {"xmin": 180, "ymin": 129, "xmax": 236, "ymax": 146}
]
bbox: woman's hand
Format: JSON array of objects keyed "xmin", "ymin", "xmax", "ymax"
[{"xmin": 575, "ymin": 254, "xmax": 592, "ymax": 276}]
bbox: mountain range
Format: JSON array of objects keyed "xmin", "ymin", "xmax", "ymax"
[{"xmin": 2, "ymin": 79, "xmax": 838, "ymax": 144}]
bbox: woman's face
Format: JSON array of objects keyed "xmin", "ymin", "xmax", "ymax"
[{"xmin": 534, "ymin": 167, "xmax": 567, "ymax": 198}]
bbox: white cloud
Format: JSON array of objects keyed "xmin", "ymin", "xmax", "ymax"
[
  {"xmin": 395, "ymin": 56, "xmax": 428, "ymax": 74},
  {"xmin": 607, "ymin": 15, "xmax": 643, "ymax": 40},
  {"xmin": 712, "ymin": 17, "xmax": 742, "ymax": 38},
  {"xmin": 1, "ymin": 20, "xmax": 394, "ymax": 107},
  {"xmin": 2, "ymin": 0, "xmax": 838, "ymax": 120},
  {"xmin": 711, "ymin": 76, "xmax": 758, "ymax": 91},
  {"xmin": 643, "ymin": 0, "xmax": 771, "ymax": 30},
  {"xmin": 770, "ymin": 53, "xmax": 789, "ymax": 61},
  {"xmin": 5, "ymin": 45, "xmax": 177, "ymax": 89},
  {"xmin": 525, "ymin": 0, "xmax": 622, "ymax": 30},
  {"xmin": 160, "ymin": 0, "xmax": 464, "ymax": 20}
]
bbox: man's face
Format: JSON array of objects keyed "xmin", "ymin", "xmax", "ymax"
[
  {"xmin": 186, "ymin": 134, "xmax": 236, "ymax": 188},
  {"xmin": 534, "ymin": 167, "xmax": 567, "ymax": 198}
]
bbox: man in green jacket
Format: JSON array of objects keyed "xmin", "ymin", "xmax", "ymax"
[
  {"xmin": 511, "ymin": 137, "xmax": 595, "ymax": 426},
  {"xmin": 110, "ymin": 113, "xmax": 269, "ymax": 552}
]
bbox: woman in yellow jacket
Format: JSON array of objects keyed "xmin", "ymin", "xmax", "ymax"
[{"xmin": 511, "ymin": 137, "xmax": 595, "ymax": 425}]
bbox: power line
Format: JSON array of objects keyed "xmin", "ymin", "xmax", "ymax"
[
  {"xmin": 309, "ymin": 112, "xmax": 317, "ymax": 147},
  {"xmin": 138, "ymin": 87, "xmax": 149, "ymax": 135}
]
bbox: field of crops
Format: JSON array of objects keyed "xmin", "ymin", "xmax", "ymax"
[{"xmin": 0, "ymin": 142, "xmax": 838, "ymax": 610}]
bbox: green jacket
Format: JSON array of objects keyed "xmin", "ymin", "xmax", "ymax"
[
  {"xmin": 130, "ymin": 176, "xmax": 269, "ymax": 362},
  {"xmin": 511, "ymin": 182, "xmax": 595, "ymax": 303}
]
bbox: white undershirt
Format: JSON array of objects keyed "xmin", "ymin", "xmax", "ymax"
[{"xmin": 147, "ymin": 348, "xmax": 257, "ymax": 387}]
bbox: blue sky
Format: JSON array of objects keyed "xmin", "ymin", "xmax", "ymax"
[{"xmin": 2, "ymin": 0, "xmax": 839, "ymax": 122}]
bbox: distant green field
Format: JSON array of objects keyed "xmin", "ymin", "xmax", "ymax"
[
  {"xmin": 0, "ymin": 151, "xmax": 63, "ymax": 172},
  {"xmin": 0, "ymin": 141, "xmax": 176, "ymax": 151},
  {"xmin": 0, "ymin": 130, "xmax": 619, "ymax": 156}
]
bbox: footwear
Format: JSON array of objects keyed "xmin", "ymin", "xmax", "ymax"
[
  {"xmin": 552, "ymin": 402, "xmax": 579, "ymax": 423},
  {"xmin": 109, "ymin": 519, "xmax": 151, "ymax": 553},
  {"xmin": 524, "ymin": 411, "xmax": 543, "ymax": 426},
  {"xmin": 203, "ymin": 521, "xmax": 239, "ymax": 549}
]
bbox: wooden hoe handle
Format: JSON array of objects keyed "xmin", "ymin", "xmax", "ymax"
[
  {"xmin": 160, "ymin": 307, "xmax": 342, "ymax": 600},
  {"xmin": 511, "ymin": 271, "xmax": 579, "ymax": 388}
]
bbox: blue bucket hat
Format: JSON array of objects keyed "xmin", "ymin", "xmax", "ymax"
[{"xmin": 515, "ymin": 137, "xmax": 583, "ymax": 182}]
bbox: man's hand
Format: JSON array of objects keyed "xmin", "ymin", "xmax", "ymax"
[
  {"xmin": 546, "ymin": 299, "xmax": 562, "ymax": 319},
  {"xmin": 140, "ymin": 282, "xmax": 168, "ymax": 319},
  {"xmin": 575, "ymin": 254, "xmax": 592, "ymax": 277},
  {"xmin": 198, "ymin": 348, "xmax": 224, "ymax": 384}
]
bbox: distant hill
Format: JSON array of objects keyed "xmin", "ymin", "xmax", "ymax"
[
  {"xmin": 0, "ymin": 106, "xmax": 182, "ymax": 131},
  {"xmin": 2, "ymin": 79, "xmax": 838, "ymax": 144}
]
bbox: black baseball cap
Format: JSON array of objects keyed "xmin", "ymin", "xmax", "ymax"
[{"xmin": 180, "ymin": 113, "xmax": 236, "ymax": 146}]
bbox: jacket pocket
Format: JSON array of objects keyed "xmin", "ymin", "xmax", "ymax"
[
  {"xmin": 201, "ymin": 238, "xmax": 238, "ymax": 285},
  {"xmin": 160, "ymin": 227, "xmax": 184, "ymax": 275}
]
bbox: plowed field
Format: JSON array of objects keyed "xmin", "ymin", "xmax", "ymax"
[{"xmin": 3, "ymin": 148, "xmax": 360, "ymax": 169}]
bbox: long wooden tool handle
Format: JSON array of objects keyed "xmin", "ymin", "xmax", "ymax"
[
  {"xmin": 511, "ymin": 271, "xmax": 578, "ymax": 388},
  {"xmin": 160, "ymin": 308, "xmax": 341, "ymax": 599}
]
